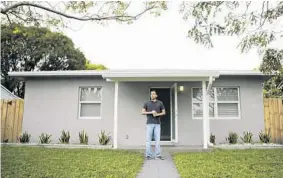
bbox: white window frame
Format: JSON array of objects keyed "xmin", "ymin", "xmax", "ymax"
[
  {"xmin": 191, "ymin": 87, "xmax": 241, "ymax": 120},
  {"xmin": 78, "ymin": 86, "xmax": 102, "ymax": 120}
]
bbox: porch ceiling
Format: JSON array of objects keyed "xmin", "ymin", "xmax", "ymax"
[{"xmin": 102, "ymin": 71, "xmax": 220, "ymax": 82}]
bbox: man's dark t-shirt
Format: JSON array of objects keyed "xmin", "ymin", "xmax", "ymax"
[{"xmin": 143, "ymin": 100, "xmax": 165, "ymax": 124}]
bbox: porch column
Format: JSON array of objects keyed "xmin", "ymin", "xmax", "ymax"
[
  {"xmin": 113, "ymin": 81, "xmax": 119, "ymax": 149},
  {"xmin": 202, "ymin": 81, "xmax": 208, "ymax": 149}
]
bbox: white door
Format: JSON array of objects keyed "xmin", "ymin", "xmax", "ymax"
[{"xmin": 170, "ymin": 83, "xmax": 178, "ymax": 142}]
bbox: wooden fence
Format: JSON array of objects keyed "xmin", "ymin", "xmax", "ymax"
[
  {"xmin": 1, "ymin": 99, "xmax": 24, "ymax": 143},
  {"xmin": 264, "ymin": 98, "xmax": 283, "ymax": 144}
]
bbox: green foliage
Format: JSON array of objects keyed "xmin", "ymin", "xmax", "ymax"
[
  {"xmin": 260, "ymin": 48, "xmax": 283, "ymax": 98},
  {"xmin": 1, "ymin": 24, "xmax": 87, "ymax": 98},
  {"xmin": 85, "ymin": 60, "xmax": 108, "ymax": 70},
  {"xmin": 173, "ymin": 149, "xmax": 283, "ymax": 178},
  {"xmin": 98, "ymin": 130, "xmax": 111, "ymax": 145},
  {"xmin": 79, "ymin": 130, "xmax": 88, "ymax": 145},
  {"xmin": 17, "ymin": 131, "xmax": 31, "ymax": 143},
  {"xmin": 1, "ymin": 2, "xmax": 167, "ymax": 27},
  {"xmin": 259, "ymin": 129, "xmax": 272, "ymax": 143},
  {"xmin": 1, "ymin": 146, "xmax": 144, "ymax": 177},
  {"xmin": 39, "ymin": 133, "xmax": 52, "ymax": 144},
  {"xmin": 226, "ymin": 132, "xmax": 238, "ymax": 144},
  {"xmin": 59, "ymin": 130, "xmax": 70, "ymax": 144},
  {"xmin": 210, "ymin": 133, "xmax": 215, "ymax": 144},
  {"xmin": 241, "ymin": 131, "xmax": 253, "ymax": 143},
  {"xmin": 180, "ymin": 1, "xmax": 283, "ymax": 53}
]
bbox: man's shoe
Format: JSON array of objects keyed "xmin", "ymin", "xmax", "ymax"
[
  {"xmin": 146, "ymin": 156, "xmax": 152, "ymax": 160},
  {"xmin": 155, "ymin": 156, "xmax": 164, "ymax": 160}
]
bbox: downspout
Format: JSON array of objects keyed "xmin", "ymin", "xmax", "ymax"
[{"xmin": 206, "ymin": 76, "xmax": 215, "ymax": 147}]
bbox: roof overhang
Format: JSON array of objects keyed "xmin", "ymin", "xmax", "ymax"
[
  {"xmin": 8, "ymin": 69, "xmax": 272, "ymax": 81},
  {"xmin": 102, "ymin": 70, "xmax": 220, "ymax": 82}
]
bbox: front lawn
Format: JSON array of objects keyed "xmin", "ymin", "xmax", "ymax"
[
  {"xmin": 173, "ymin": 149, "xmax": 283, "ymax": 178},
  {"xmin": 1, "ymin": 146, "xmax": 144, "ymax": 178}
]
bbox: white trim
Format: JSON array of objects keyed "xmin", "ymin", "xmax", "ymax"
[
  {"xmin": 113, "ymin": 81, "xmax": 119, "ymax": 149},
  {"xmin": 202, "ymin": 81, "xmax": 208, "ymax": 149},
  {"xmin": 79, "ymin": 117, "xmax": 101, "ymax": 120},
  {"xmin": 78, "ymin": 86, "xmax": 102, "ymax": 120},
  {"xmin": 174, "ymin": 83, "xmax": 178, "ymax": 143}
]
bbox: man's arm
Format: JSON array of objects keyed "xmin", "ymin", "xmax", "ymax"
[
  {"xmin": 141, "ymin": 102, "xmax": 155, "ymax": 115},
  {"xmin": 154, "ymin": 101, "xmax": 166, "ymax": 117},
  {"xmin": 141, "ymin": 108, "xmax": 154, "ymax": 115}
]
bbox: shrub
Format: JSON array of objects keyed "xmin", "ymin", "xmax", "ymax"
[
  {"xmin": 210, "ymin": 133, "xmax": 215, "ymax": 144},
  {"xmin": 18, "ymin": 131, "xmax": 31, "ymax": 143},
  {"xmin": 79, "ymin": 130, "xmax": 88, "ymax": 145},
  {"xmin": 241, "ymin": 131, "xmax": 253, "ymax": 143},
  {"xmin": 39, "ymin": 133, "xmax": 52, "ymax": 144},
  {"xmin": 98, "ymin": 130, "xmax": 111, "ymax": 145},
  {"xmin": 259, "ymin": 128, "xmax": 271, "ymax": 143},
  {"xmin": 226, "ymin": 132, "xmax": 238, "ymax": 144},
  {"xmin": 59, "ymin": 130, "xmax": 70, "ymax": 144}
]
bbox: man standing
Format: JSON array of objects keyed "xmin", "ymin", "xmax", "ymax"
[{"xmin": 142, "ymin": 90, "xmax": 166, "ymax": 160}]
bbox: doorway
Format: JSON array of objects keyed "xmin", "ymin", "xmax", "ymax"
[{"xmin": 149, "ymin": 88, "xmax": 171, "ymax": 141}]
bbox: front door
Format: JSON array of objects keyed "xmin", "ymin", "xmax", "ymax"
[{"xmin": 149, "ymin": 88, "xmax": 171, "ymax": 141}]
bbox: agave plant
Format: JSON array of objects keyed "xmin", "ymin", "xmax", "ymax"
[
  {"xmin": 79, "ymin": 130, "xmax": 88, "ymax": 145},
  {"xmin": 59, "ymin": 130, "xmax": 70, "ymax": 144},
  {"xmin": 18, "ymin": 131, "xmax": 31, "ymax": 143},
  {"xmin": 241, "ymin": 131, "xmax": 253, "ymax": 143},
  {"xmin": 259, "ymin": 128, "xmax": 271, "ymax": 143},
  {"xmin": 98, "ymin": 130, "xmax": 111, "ymax": 145},
  {"xmin": 39, "ymin": 133, "xmax": 52, "ymax": 144}
]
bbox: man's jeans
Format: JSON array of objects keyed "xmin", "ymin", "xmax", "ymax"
[{"xmin": 146, "ymin": 124, "xmax": 161, "ymax": 157}]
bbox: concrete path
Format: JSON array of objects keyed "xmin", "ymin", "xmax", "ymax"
[{"xmin": 136, "ymin": 152, "xmax": 180, "ymax": 178}]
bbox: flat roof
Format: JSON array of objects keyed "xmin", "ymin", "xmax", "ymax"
[{"xmin": 8, "ymin": 69, "xmax": 267, "ymax": 78}]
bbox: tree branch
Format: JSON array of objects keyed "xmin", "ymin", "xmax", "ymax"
[{"xmin": 1, "ymin": 1, "xmax": 156, "ymax": 21}]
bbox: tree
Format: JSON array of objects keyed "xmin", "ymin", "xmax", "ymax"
[
  {"xmin": 0, "ymin": 1, "xmax": 167, "ymax": 28},
  {"xmin": 1, "ymin": 24, "xmax": 87, "ymax": 98},
  {"xmin": 85, "ymin": 60, "xmax": 108, "ymax": 70},
  {"xmin": 259, "ymin": 48, "xmax": 283, "ymax": 98},
  {"xmin": 180, "ymin": 1, "xmax": 282, "ymax": 54}
]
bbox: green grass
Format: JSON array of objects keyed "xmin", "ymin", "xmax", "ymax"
[
  {"xmin": 1, "ymin": 146, "xmax": 144, "ymax": 178},
  {"xmin": 173, "ymin": 149, "xmax": 283, "ymax": 178}
]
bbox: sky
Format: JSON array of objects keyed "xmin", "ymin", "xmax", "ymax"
[{"xmin": 63, "ymin": 1, "xmax": 282, "ymax": 70}]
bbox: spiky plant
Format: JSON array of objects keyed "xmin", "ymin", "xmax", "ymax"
[
  {"xmin": 79, "ymin": 130, "xmax": 88, "ymax": 145},
  {"xmin": 241, "ymin": 131, "xmax": 253, "ymax": 143},
  {"xmin": 98, "ymin": 130, "xmax": 111, "ymax": 145},
  {"xmin": 59, "ymin": 130, "xmax": 70, "ymax": 144},
  {"xmin": 18, "ymin": 131, "xmax": 31, "ymax": 143},
  {"xmin": 39, "ymin": 133, "xmax": 52, "ymax": 144}
]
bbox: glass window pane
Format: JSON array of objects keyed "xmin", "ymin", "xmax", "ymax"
[
  {"xmin": 80, "ymin": 87, "xmax": 102, "ymax": 101},
  {"xmin": 193, "ymin": 103, "xmax": 214, "ymax": 117},
  {"xmin": 217, "ymin": 88, "xmax": 238, "ymax": 101},
  {"xmin": 218, "ymin": 103, "xmax": 239, "ymax": 117},
  {"xmin": 192, "ymin": 88, "xmax": 214, "ymax": 102},
  {"xmin": 80, "ymin": 103, "xmax": 101, "ymax": 117}
]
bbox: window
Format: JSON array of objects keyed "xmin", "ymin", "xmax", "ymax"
[
  {"xmin": 78, "ymin": 87, "xmax": 102, "ymax": 119},
  {"xmin": 192, "ymin": 87, "xmax": 240, "ymax": 119}
]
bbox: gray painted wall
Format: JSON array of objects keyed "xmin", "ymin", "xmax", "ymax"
[
  {"xmin": 23, "ymin": 77, "xmax": 115, "ymax": 144},
  {"xmin": 23, "ymin": 76, "xmax": 264, "ymax": 147}
]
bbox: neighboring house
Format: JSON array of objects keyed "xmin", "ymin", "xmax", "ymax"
[
  {"xmin": 8, "ymin": 69, "xmax": 271, "ymax": 149},
  {"xmin": 1, "ymin": 84, "xmax": 20, "ymax": 99}
]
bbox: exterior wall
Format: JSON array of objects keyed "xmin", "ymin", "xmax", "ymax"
[
  {"xmin": 23, "ymin": 75, "xmax": 264, "ymax": 147},
  {"xmin": 117, "ymin": 76, "xmax": 264, "ymax": 147},
  {"xmin": 23, "ymin": 77, "xmax": 115, "ymax": 144}
]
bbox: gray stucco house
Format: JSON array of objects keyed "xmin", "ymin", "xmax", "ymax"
[{"xmin": 9, "ymin": 69, "xmax": 270, "ymax": 149}]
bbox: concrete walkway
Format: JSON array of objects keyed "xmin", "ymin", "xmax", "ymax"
[{"xmin": 136, "ymin": 152, "xmax": 180, "ymax": 178}]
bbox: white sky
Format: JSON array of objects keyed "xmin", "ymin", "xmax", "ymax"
[{"xmin": 63, "ymin": 1, "xmax": 282, "ymax": 70}]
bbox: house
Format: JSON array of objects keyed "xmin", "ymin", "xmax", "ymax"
[
  {"xmin": 8, "ymin": 69, "xmax": 271, "ymax": 149},
  {"xmin": 1, "ymin": 84, "xmax": 20, "ymax": 99}
]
